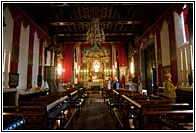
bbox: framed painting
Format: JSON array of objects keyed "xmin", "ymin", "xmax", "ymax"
[
  {"xmin": 9, "ymin": 73, "xmax": 19, "ymax": 86},
  {"xmin": 37, "ymin": 75, "xmax": 42, "ymax": 85},
  {"xmin": 170, "ymin": 44, "xmax": 176, "ymax": 60}
]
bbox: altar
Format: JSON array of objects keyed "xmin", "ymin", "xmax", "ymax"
[{"xmin": 87, "ymin": 80, "xmax": 104, "ymax": 89}]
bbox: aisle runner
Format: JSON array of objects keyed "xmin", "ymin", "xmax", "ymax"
[{"xmin": 73, "ymin": 93, "xmax": 116, "ymax": 130}]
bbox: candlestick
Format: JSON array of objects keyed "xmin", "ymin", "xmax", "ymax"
[
  {"xmin": 3, "ymin": 50, "xmax": 6, "ymax": 73},
  {"xmin": 180, "ymin": 49, "xmax": 183, "ymax": 71},
  {"xmin": 190, "ymin": 45, "xmax": 193, "ymax": 70},
  {"xmin": 184, "ymin": 48, "xmax": 188, "ymax": 71},
  {"xmin": 8, "ymin": 51, "xmax": 11, "ymax": 73}
]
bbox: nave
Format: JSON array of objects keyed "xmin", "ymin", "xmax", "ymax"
[{"xmin": 72, "ymin": 92, "xmax": 116, "ymax": 130}]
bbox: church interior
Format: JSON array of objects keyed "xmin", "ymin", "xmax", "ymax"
[{"xmin": 2, "ymin": 2, "xmax": 194, "ymax": 131}]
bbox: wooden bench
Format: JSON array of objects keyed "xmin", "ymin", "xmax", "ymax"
[
  {"xmin": 3, "ymin": 95, "xmax": 78, "ymax": 130},
  {"xmin": 112, "ymin": 95, "xmax": 142, "ymax": 129},
  {"xmin": 158, "ymin": 114, "xmax": 190, "ymax": 130},
  {"xmin": 139, "ymin": 103, "xmax": 191, "ymax": 129},
  {"xmin": 46, "ymin": 95, "xmax": 78, "ymax": 129},
  {"xmin": 107, "ymin": 90, "xmax": 121, "ymax": 114},
  {"xmin": 142, "ymin": 109, "xmax": 193, "ymax": 130},
  {"xmin": 30, "ymin": 96, "xmax": 60, "ymax": 102},
  {"xmin": 135, "ymin": 99, "xmax": 172, "ymax": 105},
  {"xmin": 112, "ymin": 94, "xmax": 192, "ymax": 130},
  {"xmin": 3, "ymin": 115, "xmax": 26, "ymax": 130},
  {"xmin": 102, "ymin": 88, "xmax": 112, "ymax": 102},
  {"xmin": 77, "ymin": 87, "xmax": 88, "ymax": 108},
  {"xmin": 3, "ymin": 106, "xmax": 48, "ymax": 130},
  {"xmin": 117, "ymin": 89, "xmax": 142, "ymax": 96},
  {"xmin": 68, "ymin": 90, "xmax": 82, "ymax": 112}
]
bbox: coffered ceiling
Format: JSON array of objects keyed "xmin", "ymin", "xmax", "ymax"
[{"xmin": 15, "ymin": 2, "xmax": 174, "ymax": 45}]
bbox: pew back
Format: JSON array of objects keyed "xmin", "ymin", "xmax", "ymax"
[{"xmin": 3, "ymin": 106, "xmax": 48, "ymax": 130}]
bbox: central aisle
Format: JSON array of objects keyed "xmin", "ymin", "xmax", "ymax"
[{"xmin": 72, "ymin": 91, "xmax": 116, "ymax": 130}]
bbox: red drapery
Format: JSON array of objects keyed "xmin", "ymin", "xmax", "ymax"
[
  {"xmin": 63, "ymin": 43, "xmax": 75, "ymax": 83},
  {"xmin": 116, "ymin": 43, "xmax": 127, "ymax": 67},
  {"xmin": 27, "ymin": 27, "xmax": 35, "ymax": 88}
]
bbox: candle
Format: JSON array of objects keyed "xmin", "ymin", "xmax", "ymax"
[
  {"xmin": 190, "ymin": 45, "xmax": 193, "ymax": 70},
  {"xmin": 184, "ymin": 48, "xmax": 188, "ymax": 71},
  {"xmin": 8, "ymin": 51, "xmax": 11, "ymax": 73},
  {"xmin": 3, "ymin": 50, "xmax": 6, "ymax": 73},
  {"xmin": 180, "ymin": 49, "xmax": 183, "ymax": 71}
]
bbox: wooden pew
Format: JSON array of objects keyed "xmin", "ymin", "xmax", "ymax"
[
  {"xmin": 46, "ymin": 95, "xmax": 78, "ymax": 130},
  {"xmin": 68, "ymin": 90, "xmax": 82, "ymax": 112},
  {"xmin": 77, "ymin": 88, "xmax": 88, "ymax": 108},
  {"xmin": 3, "ymin": 106, "xmax": 48, "ymax": 130},
  {"xmin": 111, "ymin": 94, "xmax": 192, "ymax": 130},
  {"xmin": 142, "ymin": 109, "xmax": 193, "ymax": 130},
  {"xmin": 138, "ymin": 102, "xmax": 191, "ymax": 129},
  {"xmin": 3, "ymin": 95, "xmax": 78, "ymax": 130},
  {"xmin": 102, "ymin": 88, "xmax": 112, "ymax": 102},
  {"xmin": 112, "ymin": 95, "xmax": 142, "ymax": 130},
  {"xmin": 135, "ymin": 99, "xmax": 172, "ymax": 104},
  {"xmin": 107, "ymin": 90, "xmax": 121, "ymax": 114},
  {"xmin": 158, "ymin": 114, "xmax": 188, "ymax": 130},
  {"xmin": 117, "ymin": 89, "xmax": 142, "ymax": 96},
  {"xmin": 3, "ymin": 115, "xmax": 26, "ymax": 130},
  {"xmin": 30, "ymin": 96, "xmax": 60, "ymax": 102}
]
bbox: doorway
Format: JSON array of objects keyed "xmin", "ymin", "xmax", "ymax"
[{"xmin": 141, "ymin": 38, "xmax": 157, "ymax": 94}]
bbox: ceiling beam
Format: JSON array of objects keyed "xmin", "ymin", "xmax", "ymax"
[
  {"xmin": 50, "ymin": 18, "xmax": 143, "ymax": 26},
  {"xmin": 57, "ymin": 32, "xmax": 137, "ymax": 37}
]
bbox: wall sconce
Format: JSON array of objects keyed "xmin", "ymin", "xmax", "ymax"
[
  {"xmin": 130, "ymin": 62, "xmax": 134, "ymax": 74},
  {"xmin": 57, "ymin": 63, "xmax": 63, "ymax": 75}
]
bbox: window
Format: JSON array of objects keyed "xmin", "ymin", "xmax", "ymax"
[
  {"xmin": 93, "ymin": 60, "xmax": 100, "ymax": 72},
  {"xmin": 181, "ymin": 4, "xmax": 189, "ymax": 43}
]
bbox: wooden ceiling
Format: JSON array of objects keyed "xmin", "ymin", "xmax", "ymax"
[{"xmin": 16, "ymin": 2, "xmax": 174, "ymax": 45}]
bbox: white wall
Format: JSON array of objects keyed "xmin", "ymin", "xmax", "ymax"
[
  {"xmin": 32, "ymin": 32, "xmax": 39, "ymax": 88},
  {"xmin": 3, "ymin": 7, "xmax": 14, "ymax": 88},
  {"xmin": 160, "ymin": 20, "xmax": 170, "ymax": 66},
  {"xmin": 17, "ymin": 25, "xmax": 30, "ymax": 89},
  {"xmin": 174, "ymin": 12, "xmax": 185, "ymax": 48},
  {"xmin": 174, "ymin": 11, "xmax": 190, "ymax": 86}
]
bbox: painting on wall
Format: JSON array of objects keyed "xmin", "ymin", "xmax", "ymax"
[
  {"xmin": 37, "ymin": 75, "xmax": 42, "ymax": 85},
  {"xmin": 9, "ymin": 73, "xmax": 19, "ymax": 86}
]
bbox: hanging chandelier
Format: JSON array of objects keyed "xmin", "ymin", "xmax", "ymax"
[{"xmin": 86, "ymin": 17, "xmax": 105, "ymax": 45}]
